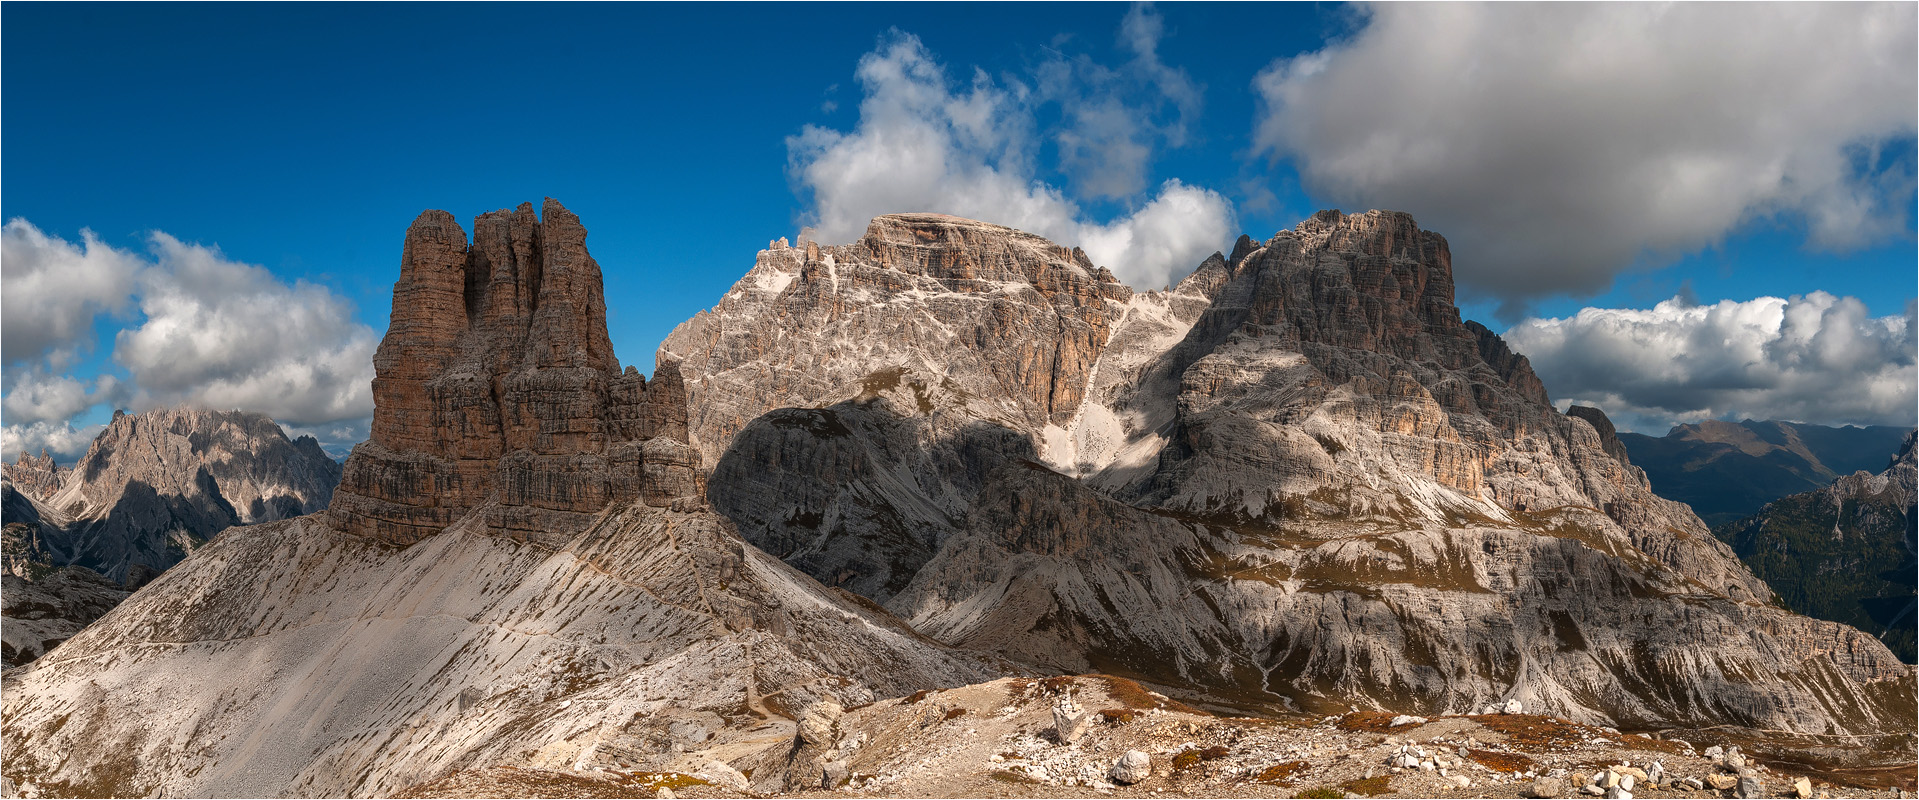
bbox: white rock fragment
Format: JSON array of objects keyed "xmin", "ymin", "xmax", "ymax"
[
  {"xmin": 695, "ymin": 760, "xmax": 750, "ymax": 792},
  {"xmin": 1109, "ymin": 750, "xmax": 1152, "ymax": 785}
]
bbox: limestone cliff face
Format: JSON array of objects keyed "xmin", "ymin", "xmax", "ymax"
[
  {"xmin": 692, "ymin": 209, "xmax": 1912, "ymax": 737},
  {"xmin": 663, "ymin": 214, "xmax": 1141, "ymax": 470},
  {"xmin": 674, "ymin": 214, "xmax": 1226, "ymax": 602},
  {"xmin": 1, "ymin": 200, "xmax": 999, "ymax": 798},
  {"xmin": 0, "ymin": 408, "xmax": 341, "ymax": 583},
  {"xmin": 1110, "ymin": 210, "xmax": 1763, "ymax": 602},
  {"xmin": 329, "ymin": 199, "xmax": 699, "ymax": 547},
  {"xmin": 2, "ymin": 450, "xmax": 67, "ymax": 501}
]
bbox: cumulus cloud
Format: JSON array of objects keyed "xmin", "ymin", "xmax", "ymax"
[
  {"xmin": 0, "ymin": 221, "xmax": 377, "ymax": 460},
  {"xmin": 1504, "ymin": 293, "xmax": 1917, "ymax": 431},
  {"xmin": 0, "ymin": 421, "xmax": 107, "ymax": 463},
  {"xmin": 0, "ymin": 372, "xmax": 118, "ymax": 427},
  {"xmin": 113, "ymin": 233, "xmax": 376, "ymax": 426},
  {"xmin": 2, "ymin": 219, "xmax": 143, "ymax": 367},
  {"xmin": 1254, "ymin": 3, "xmax": 1918, "ymax": 314},
  {"xmin": 789, "ymin": 20, "xmax": 1236, "ymax": 290}
]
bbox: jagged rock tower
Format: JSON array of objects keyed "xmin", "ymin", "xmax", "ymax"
[{"xmin": 330, "ymin": 199, "xmax": 700, "ymax": 547}]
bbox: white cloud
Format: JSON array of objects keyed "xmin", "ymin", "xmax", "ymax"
[
  {"xmin": 113, "ymin": 233, "xmax": 376, "ymax": 426},
  {"xmin": 789, "ymin": 24, "xmax": 1236, "ymax": 291},
  {"xmin": 1504, "ymin": 293, "xmax": 1917, "ymax": 431},
  {"xmin": 1043, "ymin": 4, "xmax": 1202, "ymax": 201},
  {"xmin": 0, "ymin": 221, "xmax": 378, "ymax": 457},
  {"xmin": 0, "ymin": 371, "xmax": 117, "ymax": 427},
  {"xmin": 1254, "ymin": 3, "xmax": 1918, "ymax": 314},
  {"xmin": 1, "ymin": 219, "xmax": 142, "ymax": 367},
  {"xmin": 1, "ymin": 421, "xmax": 106, "ymax": 463}
]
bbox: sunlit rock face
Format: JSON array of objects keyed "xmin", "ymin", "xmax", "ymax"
[
  {"xmin": 691, "ymin": 209, "xmax": 1914, "ymax": 736},
  {"xmin": 329, "ymin": 199, "xmax": 700, "ymax": 548},
  {"xmin": 2, "ymin": 407, "xmax": 342, "ymax": 583},
  {"xmin": 0, "ymin": 200, "xmax": 999, "ymax": 798}
]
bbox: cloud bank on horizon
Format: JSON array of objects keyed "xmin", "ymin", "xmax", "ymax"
[
  {"xmin": 1507, "ymin": 293, "xmax": 1917, "ymax": 433},
  {"xmin": 1255, "ymin": 2, "xmax": 1918, "ymax": 318},
  {"xmin": 787, "ymin": 7, "xmax": 1237, "ymax": 292},
  {"xmin": 1, "ymin": 219, "xmax": 375, "ymax": 461}
]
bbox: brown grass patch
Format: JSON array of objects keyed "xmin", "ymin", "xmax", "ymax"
[
  {"xmin": 1464, "ymin": 749, "xmax": 1536, "ymax": 772},
  {"xmin": 1098, "ymin": 708, "xmax": 1137, "ymax": 724},
  {"xmin": 1341, "ymin": 776, "xmax": 1392, "ymax": 796},
  {"xmin": 612, "ymin": 772, "xmax": 715, "ymax": 792},
  {"xmin": 1039, "ymin": 676, "xmax": 1076, "ymax": 693},
  {"xmin": 1256, "ymin": 760, "xmax": 1310, "ymax": 786},
  {"xmin": 1336, "ymin": 711, "xmax": 1405, "ymax": 732},
  {"xmin": 1090, "ymin": 674, "xmax": 1206, "ymax": 715},
  {"xmin": 1173, "ymin": 746, "xmax": 1231, "ymax": 771},
  {"xmin": 902, "ymin": 689, "xmax": 934, "ymax": 705},
  {"xmin": 1470, "ymin": 714, "xmax": 1682, "ymax": 754},
  {"xmin": 942, "ymin": 707, "xmax": 969, "ymax": 721}
]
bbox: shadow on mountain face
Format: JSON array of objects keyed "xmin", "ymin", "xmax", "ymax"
[{"xmin": 708, "ymin": 395, "xmax": 1036, "ymax": 606}]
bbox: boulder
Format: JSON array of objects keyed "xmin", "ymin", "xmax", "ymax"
[
  {"xmin": 696, "ymin": 760, "xmax": 750, "ymax": 792},
  {"xmin": 1527, "ymin": 776, "xmax": 1566, "ymax": 798},
  {"xmin": 1109, "ymin": 751, "xmax": 1152, "ymax": 785}
]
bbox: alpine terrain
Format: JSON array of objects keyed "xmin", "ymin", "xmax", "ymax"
[
  {"xmin": 2, "ymin": 202, "xmax": 1911, "ymax": 799},
  {"xmin": 0, "ymin": 408, "xmax": 344, "ymax": 666},
  {"xmin": 1714, "ymin": 432, "xmax": 1918, "ymax": 664}
]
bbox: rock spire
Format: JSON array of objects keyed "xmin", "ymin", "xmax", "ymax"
[{"xmin": 330, "ymin": 199, "xmax": 699, "ymax": 546}]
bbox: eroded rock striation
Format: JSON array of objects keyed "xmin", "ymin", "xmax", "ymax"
[
  {"xmin": 691, "ymin": 209, "xmax": 1913, "ymax": 737},
  {"xmin": 676, "ymin": 214, "xmax": 1224, "ymax": 602},
  {"xmin": 2, "ymin": 450, "xmax": 67, "ymax": 501},
  {"xmin": 0, "ymin": 408, "xmax": 342, "ymax": 583},
  {"xmin": 0, "ymin": 200, "xmax": 998, "ymax": 798},
  {"xmin": 330, "ymin": 199, "xmax": 699, "ymax": 548}
]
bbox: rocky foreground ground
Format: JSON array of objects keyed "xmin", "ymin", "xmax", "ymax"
[{"xmin": 393, "ymin": 677, "xmax": 1916, "ymax": 800}]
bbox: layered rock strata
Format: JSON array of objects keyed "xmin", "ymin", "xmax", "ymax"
[
  {"xmin": 0, "ymin": 200, "xmax": 999, "ymax": 798},
  {"xmin": 2, "ymin": 450, "xmax": 67, "ymax": 501},
  {"xmin": 690, "ymin": 209, "xmax": 1914, "ymax": 737},
  {"xmin": 329, "ymin": 199, "xmax": 699, "ymax": 548},
  {"xmin": 0, "ymin": 408, "xmax": 342, "ymax": 582}
]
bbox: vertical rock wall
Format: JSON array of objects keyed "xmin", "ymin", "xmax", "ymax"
[{"xmin": 329, "ymin": 199, "xmax": 700, "ymax": 547}]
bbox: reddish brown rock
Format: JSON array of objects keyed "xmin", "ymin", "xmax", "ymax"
[{"xmin": 330, "ymin": 199, "xmax": 697, "ymax": 546}]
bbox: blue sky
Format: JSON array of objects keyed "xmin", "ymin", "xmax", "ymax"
[{"xmin": 3, "ymin": 2, "xmax": 1915, "ymax": 458}]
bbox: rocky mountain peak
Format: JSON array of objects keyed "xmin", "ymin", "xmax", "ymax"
[
  {"xmin": 329, "ymin": 198, "xmax": 700, "ymax": 547},
  {"xmin": 1, "ymin": 407, "xmax": 342, "ymax": 583},
  {"xmin": 2, "ymin": 449, "xmax": 67, "ymax": 501}
]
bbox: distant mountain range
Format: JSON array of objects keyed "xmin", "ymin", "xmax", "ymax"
[
  {"xmin": 1618, "ymin": 419, "xmax": 1914, "ymax": 527},
  {"xmin": 0, "ymin": 407, "xmax": 343, "ymax": 666},
  {"xmin": 1713, "ymin": 432, "xmax": 1917, "ymax": 664}
]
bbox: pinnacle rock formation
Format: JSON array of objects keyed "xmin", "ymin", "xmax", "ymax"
[
  {"xmin": 329, "ymin": 199, "xmax": 699, "ymax": 548},
  {"xmin": 1, "ymin": 200, "xmax": 998, "ymax": 798},
  {"xmin": 0, "ymin": 407, "xmax": 342, "ymax": 583},
  {"xmin": 687, "ymin": 209, "xmax": 1913, "ymax": 737},
  {"xmin": 2, "ymin": 449, "xmax": 67, "ymax": 501}
]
